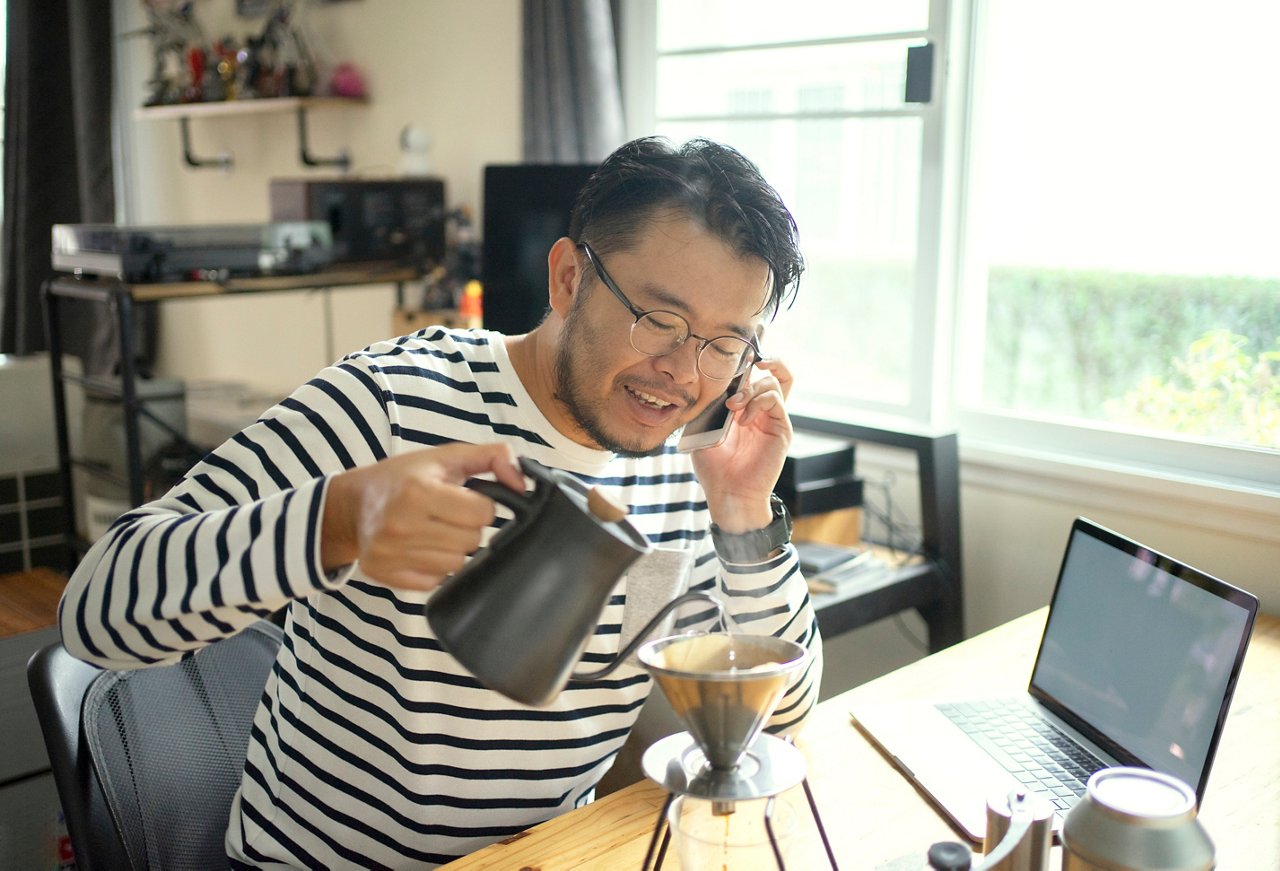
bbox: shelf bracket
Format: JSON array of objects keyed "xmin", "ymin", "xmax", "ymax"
[
  {"xmin": 296, "ymin": 107, "xmax": 350, "ymax": 171},
  {"xmin": 179, "ymin": 117, "xmax": 234, "ymax": 170}
]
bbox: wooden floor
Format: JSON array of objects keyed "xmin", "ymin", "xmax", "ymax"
[{"xmin": 0, "ymin": 568, "xmax": 64, "ymax": 639}]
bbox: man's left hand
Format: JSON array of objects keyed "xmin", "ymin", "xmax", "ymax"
[{"xmin": 690, "ymin": 358, "xmax": 793, "ymax": 532}]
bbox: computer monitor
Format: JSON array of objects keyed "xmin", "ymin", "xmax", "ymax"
[{"xmin": 481, "ymin": 163, "xmax": 598, "ymax": 335}]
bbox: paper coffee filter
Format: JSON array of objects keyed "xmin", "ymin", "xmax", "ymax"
[{"xmin": 648, "ymin": 633, "xmax": 800, "ymax": 676}]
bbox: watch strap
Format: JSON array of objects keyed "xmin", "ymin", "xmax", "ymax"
[{"xmin": 710, "ymin": 495, "xmax": 792, "ymax": 564}]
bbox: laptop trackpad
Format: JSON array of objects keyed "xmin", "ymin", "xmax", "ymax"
[{"xmin": 852, "ymin": 702, "xmax": 1021, "ymax": 843}]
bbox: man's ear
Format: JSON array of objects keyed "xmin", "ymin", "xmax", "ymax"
[{"xmin": 547, "ymin": 237, "xmax": 584, "ymax": 318}]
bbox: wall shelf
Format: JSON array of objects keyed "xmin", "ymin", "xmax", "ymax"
[
  {"xmin": 133, "ymin": 96, "xmax": 365, "ymax": 121},
  {"xmin": 134, "ymin": 96, "xmax": 367, "ymax": 171}
]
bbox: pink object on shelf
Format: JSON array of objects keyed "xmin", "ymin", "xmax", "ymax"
[{"xmin": 328, "ymin": 62, "xmax": 367, "ymax": 98}]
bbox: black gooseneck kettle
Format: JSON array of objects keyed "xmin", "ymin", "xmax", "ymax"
[{"xmin": 426, "ymin": 457, "xmax": 725, "ymax": 706}]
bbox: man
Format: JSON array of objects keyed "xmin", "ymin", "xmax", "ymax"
[{"xmin": 61, "ymin": 136, "xmax": 822, "ymax": 868}]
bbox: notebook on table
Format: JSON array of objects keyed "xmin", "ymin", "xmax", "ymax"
[{"xmin": 849, "ymin": 517, "xmax": 1258, "ymax": 843}]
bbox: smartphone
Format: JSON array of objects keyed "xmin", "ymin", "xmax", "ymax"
[{"xmin": 676, "ymin": 371, "xmax": 746, "ymax": 453}]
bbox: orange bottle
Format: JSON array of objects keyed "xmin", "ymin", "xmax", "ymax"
[{"xmin": 459, "ymin": 280, "xmax": 484, "ymax": 330}]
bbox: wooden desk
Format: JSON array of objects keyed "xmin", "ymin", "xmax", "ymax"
[{"xmin": 442, "ymin": 610, "xmax": 1280, "ymax": 869}]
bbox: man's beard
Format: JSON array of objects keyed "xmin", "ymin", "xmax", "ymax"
[{"xmin": 552, "ymin": 303, "xmax": 668, "ymax": 458}]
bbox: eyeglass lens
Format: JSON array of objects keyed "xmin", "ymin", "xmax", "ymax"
[{"xmin": 631, "ymin": 312, "xmax": 752, "ymax": 380}]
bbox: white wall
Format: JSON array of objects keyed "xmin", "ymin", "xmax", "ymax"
[
  {"xmin": 112, "ymin": 0, "xmax": 1278, "ymax": 702},
  {"xmin": 112, "ymin": 0, "xmax": 522, "ymax": 395}
]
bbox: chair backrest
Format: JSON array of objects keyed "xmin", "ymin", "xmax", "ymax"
[{"xmin": 28, "ymin": 621, "xmax": 283, "ymax": 871}]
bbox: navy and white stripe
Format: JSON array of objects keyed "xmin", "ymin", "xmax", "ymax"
[{"xmin": 61, "ymin": 327, "xmax": 822, "ymax": 868}]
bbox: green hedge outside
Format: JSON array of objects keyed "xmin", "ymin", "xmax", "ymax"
[{"xmin": 983, "ymin": 266, "xmax": 1280, "ymax": 444}]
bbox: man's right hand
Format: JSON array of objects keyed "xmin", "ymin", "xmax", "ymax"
[{"xmin": 320, "ymin": 442, "xmax": 525, "ymax": 590}]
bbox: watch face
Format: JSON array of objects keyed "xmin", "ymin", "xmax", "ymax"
[{"xmin": 770, "ymin": 496, "xmax": 792, "ymax": 542}]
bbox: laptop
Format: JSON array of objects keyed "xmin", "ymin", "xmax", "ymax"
[{"xmin": 849, "ymin": 517, "xmax": 1259, "ymax": 843}]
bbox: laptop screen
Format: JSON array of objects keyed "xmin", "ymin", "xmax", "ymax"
[{"xmin": 1029, "ymin": 519, "xmax": 1257, "ymax": 796}]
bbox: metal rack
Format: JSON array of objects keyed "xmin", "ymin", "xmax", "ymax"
[
  {"xmin": 42, "ymin": 267, "xmax": 417, "ymax": 566},
  {"xmin": 793, "ymin": 417, "xmax": 964, "ymax": 653}
]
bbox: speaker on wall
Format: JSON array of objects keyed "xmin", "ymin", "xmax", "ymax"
[{"xmin": 481, "ymin": 164, "xmax": 598, "ymax": 336}]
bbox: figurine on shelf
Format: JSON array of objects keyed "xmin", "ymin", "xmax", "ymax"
[
  {"xmin": 256, "ymin": 0, "xmax": 319, "ymax": 97},
  {"xmin": 201, "ymin": 37, "xmax": 236, "ymax": 102},
  {"xmin": 133, "ymin": 0, "xmax": 364, "ymax": 107},
  {"xmin": 215, "ymin": 37, "xmax": 241, "ymax": 101},
  {"xmin": 260, "ymin": 36, "xmax": 289, "ymax": 98},
  {"xmin": 136, "ymin": 0, "xmax": 209, "ymax": 105},
  {"xmin": 238, "ymin": 34, "xmax": 266, "ymax": 98},
  {"xmin": 182, "ymin": 44, "xmax": 206, "ymax": 103}
]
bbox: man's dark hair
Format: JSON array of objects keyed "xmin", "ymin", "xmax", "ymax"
[{"xmin": 568, "ymin": 136, "xmax": 803, "ymax": 317}]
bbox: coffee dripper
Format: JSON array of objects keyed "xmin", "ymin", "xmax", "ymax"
[{"xmin": 636, "ymin": 632, "xmax": 838, "ymax": 870}]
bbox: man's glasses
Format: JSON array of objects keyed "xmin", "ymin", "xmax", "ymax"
[{"xmin": 578, "ymin": 243, "xmax": 761, "ymax": 381}]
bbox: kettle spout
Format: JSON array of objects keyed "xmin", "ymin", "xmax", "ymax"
[{"xmin": 570, "ymin": 590, "xmax": 727, "ymax": 681}]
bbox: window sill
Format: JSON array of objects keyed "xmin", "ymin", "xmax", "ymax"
[
  {"xmin": 958, "ymin": 439, "xmax": 1280, "ymax": 543},
  {"xmin": 792, "ymin": 402, "xmax": 1279, "ymax": 542},
  {"xmin": 793, "ymin": 402, "xmax": 1274, "ymax": 540}
]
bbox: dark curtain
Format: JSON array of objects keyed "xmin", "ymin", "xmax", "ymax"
[
  {"xmin": 522, "ymin": 0, "xmax": 626, "ymax": 162},
  {"xmin": 1, "ymin": 0, "xmax": 148, "ymax": 375}
]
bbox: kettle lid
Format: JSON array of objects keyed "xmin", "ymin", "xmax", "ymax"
[{"xmin": 518, "ymin": 457, "xmax": 652, "ymax": 554}]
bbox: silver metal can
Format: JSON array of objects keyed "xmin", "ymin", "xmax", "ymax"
[{"xmin": 1061, "ymin": 767, "xmax": 1215, "ymax": 870}]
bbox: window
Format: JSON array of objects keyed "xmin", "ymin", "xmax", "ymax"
[
  {"xmin": 956, "ymin": 0, "xmax": 1280, "ymax": 482},
  {"xmin": 628, "ymin": 0, "xmax": 938, "ymax": 415},
  {"xmin": 624, "ymin": 1, "xmax": 1279, "ymax": 489}
]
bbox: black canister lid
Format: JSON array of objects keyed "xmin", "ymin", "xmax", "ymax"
[{"xmin": 927, "ymin": 840, "xmax": 972, "ymax": 871}]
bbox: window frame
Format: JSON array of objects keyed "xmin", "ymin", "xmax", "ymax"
[{"xmin": 624, "ymin": 0, "xmax": 955, "ymax": 424}]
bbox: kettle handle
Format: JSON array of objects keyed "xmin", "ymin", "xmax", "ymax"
[{"xmin": 465, "ymin": 478, "xmax": 535, "ymax": 519}]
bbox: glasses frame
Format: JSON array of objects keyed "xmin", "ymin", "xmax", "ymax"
[{"xmin": 577, "ymin": 242, "xmax": 763, "ymax": 381}]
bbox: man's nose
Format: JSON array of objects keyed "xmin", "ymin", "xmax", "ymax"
[{"xmin": 654, "ymin": 339, "xmax": 701, "ymax": 384}]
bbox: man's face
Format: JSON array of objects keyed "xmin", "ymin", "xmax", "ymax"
[{"xmin": 553, "ymin": 217, "xmax": 771, "ymax": 456}]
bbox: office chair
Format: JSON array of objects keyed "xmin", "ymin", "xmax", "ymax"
[{"xmin": 28, "ymin": 621, "xmax": 283, "ymax": 871}]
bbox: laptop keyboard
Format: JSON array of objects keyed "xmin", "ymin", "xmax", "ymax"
[{"xmin": 937, "ymin": 699, "xmax": 1108, "ymax": 813}]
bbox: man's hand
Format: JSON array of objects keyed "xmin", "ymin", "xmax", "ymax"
[
  {"xmin": 691, "ymin": 358, "xmax": 794, "ymax": 533},
  {"xmin": 321, "ymin": 443, "xmax": 525, "ymax": 590}
]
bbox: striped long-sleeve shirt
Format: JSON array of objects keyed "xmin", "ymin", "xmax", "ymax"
[{"xmin": 60, "ymin": 327, "xmax": 822, "ymax": 869}]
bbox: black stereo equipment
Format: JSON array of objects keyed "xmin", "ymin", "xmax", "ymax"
[
  {"xmin": 270, "ymin": 177, "xmax": 447, "ymax": 267},
  {"xmin": 777, "ymin": 432, "xmax": 862, "ymax": 517},
  {"xmin": 51, "ymin": 222, "xmax": 333, "ymax": 283}
]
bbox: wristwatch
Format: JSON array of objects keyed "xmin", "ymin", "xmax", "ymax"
[{"xmin": 711, "ymin": 494, "xmax": 793, "ymax": 564}]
